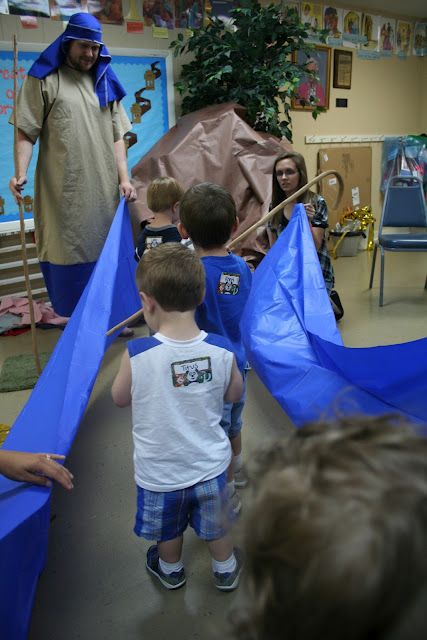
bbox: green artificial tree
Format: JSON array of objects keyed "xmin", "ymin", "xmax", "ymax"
[{"xmin": 170, "ymin": 1, "xmax": 325, "ymax": 143}]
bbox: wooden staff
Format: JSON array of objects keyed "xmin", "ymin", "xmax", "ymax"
[
  {"xmin": 106, "ymin": 169, "xmax": 343, "ymax": 336},
  {"xmin": 13, "ymin": 35, "xmax": 41, "ymax": 375}
]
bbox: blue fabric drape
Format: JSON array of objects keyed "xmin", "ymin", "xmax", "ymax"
[
  {"xmin": 0, "ymin": 199, "xmax": 140, "ymax": 639},
  {"xmin": 241, "ymin": 204, "xmax": 427, "ymax": 428}
]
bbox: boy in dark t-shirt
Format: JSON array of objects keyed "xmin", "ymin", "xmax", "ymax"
[
  {"xmin": 135, "ymin": 177, "xmax": 183, "ymax": 261},
  {"xmin": 179, "ymin": 183, "xmax": 252, "ymax": 515}
]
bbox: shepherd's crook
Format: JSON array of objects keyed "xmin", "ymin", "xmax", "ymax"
[
  {"xmin": 13, "ymin": 35, "xmax": 41, "ymax": 375},
  {"xmin": 105, "ymin": 169, "xmax": 343, "ymax": 336}
]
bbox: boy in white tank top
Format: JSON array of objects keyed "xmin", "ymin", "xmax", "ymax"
[{"xmin": 112, "ymin": 244, "xmax": 243, "ymax": 591}]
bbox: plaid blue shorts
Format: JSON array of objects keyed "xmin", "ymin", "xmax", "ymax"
[{"xmin": 134, "ymin": 472, "xmax": 232, "ymax": 542}]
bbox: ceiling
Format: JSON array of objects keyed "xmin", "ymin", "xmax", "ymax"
[{"xmin": 334, "ymin": 1, "xmax": 427, "ymax": 20}]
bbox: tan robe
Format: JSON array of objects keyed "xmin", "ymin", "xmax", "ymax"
[{"xmin": 15, "ymin": 66, "xmax": 131, "ymax": 265}]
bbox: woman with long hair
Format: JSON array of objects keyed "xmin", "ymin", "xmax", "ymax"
[{"xmin": 269, "ymin": 150, "xmax": 335, "ymax": 296}]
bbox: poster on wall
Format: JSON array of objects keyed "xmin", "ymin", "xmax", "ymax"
[
  {"xmin": 143, "ymin": 0, "xmax": 174, "ymax": 28},
  {"xmin": 279, "ymin": 1, "xmax": 299, "ymax": 20},
  {"xmin": 323, "ymin": 6, "xmax": 343, "ymax": 46},
  {"xmin": 413, "ymin": 22, "xmax": 427, "ymax": 56},
  {"xmin": 358, "ymin": 13, "xmax": 382, "ymax": 58},
  {"xmin": 0, "ymin": 49, "xmax": 172, "ymax": 229},
  {"xmin": 395, "ymin": 20, "xmax": 412, "ymax": 57},
  {"xmin": 292, "ymin": 45, "xmax": 331, "ymax": 110},
  {"xmin": 87, "ymin": 0, "xmax": 124, "ymax": 24},
  {"xmin": 378, "ymin": 18, "xmax": 395, "ymax": 55},
  {"xmin": 7, "ymin": 0, "xmax": 49, "ymax": 16},
  {"xmin": 50, "ymin": 0, "xmax": 85, "ymax": 19},
  {"xmin": 174, "ymin": 0, "xmax": 202, "ymax": 29},
  {"xmin": 342, "ymin": 10, "xmax": 365, "ymax": 46},
  {"xmin": 300, "ymin": 2, "xmax": 322, "ymax": 40}
]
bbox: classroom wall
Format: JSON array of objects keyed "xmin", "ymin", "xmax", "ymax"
[
  {"xmin": 1, "ymin": 3, "xmax": 425, "ymax": 222},
  {"xmin": 291, "ymin": 52, "xmax": 425, "ymax": 221}
]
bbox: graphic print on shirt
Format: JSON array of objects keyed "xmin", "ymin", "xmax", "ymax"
[
  {"xmin": 171, "ymin": 356, "xmax": 213, "ymax": 387},
  {"xmin": 146, "ymin": 236, "xmax": 163, "ymax": 250},
  {"xmin": 217, "ymin": 272, "xmax": 240, "ymax": 295}
]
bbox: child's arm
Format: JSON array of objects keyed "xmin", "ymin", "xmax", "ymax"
[
  {"xmin": 224, "ymin": 357, "xmax": 244, "ymax": 404},
  {"xmin": 111, "ymin": 350, "xmax": 132, "ymax": 407}
]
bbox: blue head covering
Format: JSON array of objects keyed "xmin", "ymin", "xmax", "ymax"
[{"xmin": 28, "ymin": 12, "xmax": 126, "ymax": 107}]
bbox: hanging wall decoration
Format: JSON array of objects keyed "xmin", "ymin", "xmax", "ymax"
[
  {"xmin": 413, "ymin": 22, "xmax": 427, "ymax": 56},
  {"xmin": 292, "ymin": 44, "xmax": 331, "ymax": 110},
  {"xmin": 358, "ymin": 13, "xmax": 382, "ymax": 59},
  {"xmin": 7, "ymin": 0, "xmax": 49, "ymax": 16},
  {"xmin": 378, "ymin": 18, "xmax": 395, "ymax": 56},
  {"xmin": 174, "ymin": 0, "xmax": 203, "ymax": 29},
  {"xmin": 323, "ymin": 6, "xmax": 343, "ymax": 46},
  {"xmin": 396, "ymin": 20, "xmax": 412, "ymax": 57}
]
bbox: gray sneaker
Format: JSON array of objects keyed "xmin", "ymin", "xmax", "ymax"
[
  {"xmin": 146, "ymin": 545, "xmax": 186, "ymax": 590},
  {"xmin": 213, "ymin": 548, "xmax": 243, "ymax": 591},
  {"xmin": 230, "ymin": 490, "xmax": 242, "ymax": 516},
  {"xmin": 234, "ymin": 467, "xmax": 248, "ymax": 488}
]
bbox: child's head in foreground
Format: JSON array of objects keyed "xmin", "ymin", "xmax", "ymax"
[
  {"xmin": 147, "ymin": 177, "xmax": 184, "ymax": 213},
  {"xmin": 232, "ymin": 414, "xmax": 427, "ymax": 640},
  {"xmin": 179, "ymin": 182, "xmax": 238, "ymax": 249},
  {"xmin": 136, "ymin": 243, "xmax": 205, "ymax": 313}
]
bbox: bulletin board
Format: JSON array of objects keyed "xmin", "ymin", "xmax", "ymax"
[
  {"xmin": 0, "ymin": 44, "xmax": 175, "ymax": 232},
  {"xmin": 317, "ymin": 146, "xmax": 372, "ymax": 227}
]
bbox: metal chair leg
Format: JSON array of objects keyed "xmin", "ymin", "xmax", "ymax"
[
  {"xmin": 369, "ymin": 244, "xmax": 377, "ymax": 289},
  {"xmin": 379, "ymin": 248, "xmax": 385, "ymax": 306}
]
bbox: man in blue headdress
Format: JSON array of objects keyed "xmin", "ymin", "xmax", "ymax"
[{"xmin": 9, "ymin": 13, "xmax": 137, "ymax": 317}]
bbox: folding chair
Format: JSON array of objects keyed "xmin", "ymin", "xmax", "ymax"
[{"xmin": 369, "ymin": 175, "xmax": 427, "ymax": 306}]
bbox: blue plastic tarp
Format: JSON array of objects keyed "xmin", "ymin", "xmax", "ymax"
[
  {"xmin": 241, "ymin": 204, "xmax": 427, "ymax": 428},
  {"xmin": 0, "ymin": 199, "xmax": 140, "ymax": 639}
]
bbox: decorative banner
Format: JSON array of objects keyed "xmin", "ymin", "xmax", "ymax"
[
  {"xmin": 7, "ymin": 0, "xmax": 49, "ymax": 16},
  {"xmin": 87, "ymin": 0, "xmax": 124, "ymax": 24},
  {"xmin": 174, "ymin": 0, "xmax": 203, "ymax": 29},
  {"xmin": 143, "ymin": 0, "xmax": 174, "ymax": 28},
  {"xmin": 413, "ymin": 22, "xmax": 427, "ymax": 56},
  {"xmin": 378, "ymin": 18, "xmax": 395, "ymax": 55},
  {"xmin": 396, "ymin": 20, "xmax": 412, "ymax": 57}
]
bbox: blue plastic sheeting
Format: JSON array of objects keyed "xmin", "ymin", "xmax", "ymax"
[
  {"xmin": 241, "ymin": 204, "xmax": 427, "ymax": 428},
  {"xmin": 0, "ymin": 199, "xmax": 140, "ymax": 639}
]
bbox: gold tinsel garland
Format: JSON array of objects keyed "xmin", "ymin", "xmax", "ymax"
[{"xmin": 340, "ymin": 206, "xmax": 376, "ymax": 251}]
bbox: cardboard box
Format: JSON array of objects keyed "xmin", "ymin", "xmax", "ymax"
[{"xmin": 317, "ymin": 147, "xmax": 372, "ymax": 228}]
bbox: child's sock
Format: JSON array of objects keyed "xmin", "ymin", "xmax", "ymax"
[
  {"xmin": 159, "ymin": 557, "xmax": 184, "ymax": 575},
  {"xmin": 233, "ymin": 453, "xmax": 243, "ymax": 472},
  {"xmin": 227, "ymin": 479, "xmax": 236, "ymax": 497},
  {"xmin": 212, "ymin": 552, "xmax": 237, "ymax": 575}
]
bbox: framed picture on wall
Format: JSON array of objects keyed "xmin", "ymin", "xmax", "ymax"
[
  {"xmin": 291, "ymin": 45, "xmax": 331, "ymax": 111},
  {"xmin": 333, "ymin": 49, "xmax": 353, "ymax": 89}
]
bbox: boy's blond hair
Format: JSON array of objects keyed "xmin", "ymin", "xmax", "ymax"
[
  {"xmin": 146, "ymin": 177, "xmax": 184, "ymax": 213},
  {"xmin": 233, "ymin": 415, "xmax": 427, "ymax": 640},
  {"xmin": 179, "ymin": 182, "xmax": 237, "ymax": 249},
  {"xmin": 136, "ymin": 243, "xmax": 205, "ymax": 312}
]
